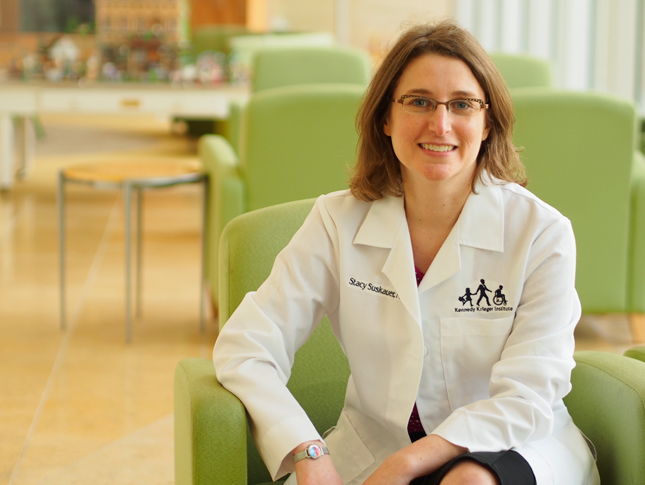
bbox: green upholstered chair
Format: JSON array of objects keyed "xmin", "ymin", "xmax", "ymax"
[
  {"xmin": 201, "ymin": 83, "xmax": 364, "ymax": 313},
  {"xmin": 563, "ymin": 351, "xmax": 645, "ymax": 484},
  {"xmin": 489, "ymin": 52, "xmax": 552, "ymax": 88},
  {"xmin": 511, "ymin": 88, "xmax": 645, "ymax": 342},
  {"xmin": 191, "ymin": 25, "xmax": 251, "ymax": 58},
  {"xmin": 174, "ymin": 199, "xmax": 350, "ymax": 485},
  {"xmin": 228, "ymin": 32, "xmax": 336, "ymax": 70},
  {"xmin": 250, "ymin": 46, "xmax": 371, "ymax": 93},
  {"xmin": 174, "ymin": 200, "xmax": 645, "ymax": 484},
  {"xmin": 224, "ymin": 45, "xmax": 371, "ymax": 150}
]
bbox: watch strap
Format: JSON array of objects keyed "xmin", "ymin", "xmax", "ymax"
[{"xmin": 293, "ymin": 444, "xmax": 330, "ymax": 463}]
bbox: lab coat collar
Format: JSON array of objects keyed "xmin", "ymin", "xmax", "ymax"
[
  {"xmin": 352, "ymin": 178, "xmax": 505, "ymax": 253},
  {"xmin": 353, "ymin": 193, "xmax": 405, "ymax": 249},
  {"xmin": 351, "ymin": 178, "xmax": 505, "ymax": 320},
  {"xmin": 457, "ymin": 177, "xmax": 505, "ymax": 253},
  {"xmin": 419, "ymin": 179, "xmax": 505, "ymax": 292},
  {"xmin": 353, "ymin": 194, "xmax": 421, "ymax": 323}
]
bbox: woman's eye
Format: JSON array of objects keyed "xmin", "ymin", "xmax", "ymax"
[
  {"xmin": 452, "ymin": 100, "xmax": 473, "ymax": 110},
  {"xmin": 411, "ymin": 98, "xmax": 429, "ymax": 107}
]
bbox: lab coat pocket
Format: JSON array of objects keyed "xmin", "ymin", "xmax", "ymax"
[
  {"xmin": 324, "ymin": 411, "xmax": 375, "ymax": 483},
  {"xmin": 440, "ymin": 316, "xmax": 514, "ymax": 409}
]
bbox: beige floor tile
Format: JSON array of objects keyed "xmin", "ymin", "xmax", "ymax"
[{"xmin": 35, "ymin": 415, "xmax": 174, "ymax": 485}]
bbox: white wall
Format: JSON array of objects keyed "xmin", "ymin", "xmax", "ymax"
[
  {"xmin": 269, "ymin": 0, "xmax": 455, "ymax": 57},
  {"xmin": 456, "ymin": 0, "xmax": 645, "ymax": 111}
]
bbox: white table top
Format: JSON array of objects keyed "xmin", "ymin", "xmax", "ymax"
[{"xmin": 0, "ymin": 81, "xmax": 249, "ymax": 118}]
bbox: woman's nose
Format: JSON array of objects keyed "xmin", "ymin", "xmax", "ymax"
[{"xmin": 428, "ymin": 105, "xmax": 450, "ymax": 135}]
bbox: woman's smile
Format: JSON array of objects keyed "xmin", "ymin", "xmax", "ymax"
[{"xmin": 419, "ymin": 143, "xmax": 457, "ymax": 153}]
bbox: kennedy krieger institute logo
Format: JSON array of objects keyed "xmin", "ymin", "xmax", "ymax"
[{"xmin": 456, "ymin": 279, "xmax": 513, "ymax": 313}]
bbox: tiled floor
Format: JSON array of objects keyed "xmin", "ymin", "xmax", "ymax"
[
  {"xmin": 0, "ymin": 113, "xmax": 636, "ymax": 484},
  {"xmin": 1, "ymin": 114, "xmax": 217, "ymax": 485}
]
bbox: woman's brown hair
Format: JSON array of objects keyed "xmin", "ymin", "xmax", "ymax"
[{"xmin": 349, "ymin": 20, "xmax": 526, "ymax": 201}]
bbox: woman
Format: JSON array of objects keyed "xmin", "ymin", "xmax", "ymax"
[{"xmin": 213, "ymin": 20, "xmax": 600, "ymax": 485}]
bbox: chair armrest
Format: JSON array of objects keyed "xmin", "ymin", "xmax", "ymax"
[
  {"xmin": 629, "ymin": 151, "xmax": 645, "ymax": 312},
  {"xmin": 223, "ymin": 99, "xmax": 246, "ymax": 153},
  {"xmin": 198, "ymin": 135, "xmax": 246, "ymax": 308},
  {"xmin": 564, "ymin": 351, "xmax": 645, "ymax": 484},
  {"xmin": 624, "ymin": 345, "xmax": 645, "ymax": 363},
  {"xmin": 174, "ymin": 358, "xmax": 248, "ymax": 485}
]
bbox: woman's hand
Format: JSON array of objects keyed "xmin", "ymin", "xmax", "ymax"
[{"xmin": 292, "ymin": 441, "xmax": 342, "ymax": 485}]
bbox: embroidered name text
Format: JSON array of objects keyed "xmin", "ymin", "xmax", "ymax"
[{"xmin": 349, "ymin": 278, "xmax": 399, "ymax": 299}]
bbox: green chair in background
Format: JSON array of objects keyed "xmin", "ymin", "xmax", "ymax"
[
  {"xmin": 512, "ymin": 88, "xmax": 645, "ymax": 342},
  {"xmin": 624, "ymin": 345, "xmax": 645, "ymax": 362},
  {"xmin": 489, "ymin": 52, "xmax": 552, "ymax": 88},
  {"xmin": 201, "ymin": 83, "xmax": 365, "ymax": 314},
  {"xmin": 191, "ymin": 24, "xmax": 251, "ymax": 59},
  {"xmin": 224, "ymin": 45, "xmax": 371, "ymax": 150},
  {"xmin": 174, "ymin": 200, "xmax": 645, "ymax": 484},
  {"xmin": 175, "ymin": 199, "xmax": 350, "ymax": 485},
  {"xmin": 250, "ymin": 45, "xmax": 371, "ymax": 92},
  {"xmin": 228, "ymin": 32, "xmax": 336, "ymax": 72}
]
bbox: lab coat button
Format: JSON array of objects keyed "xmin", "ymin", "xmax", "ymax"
[{"xmin": 423, "ymin": 346, "xmax": 428, "ymax": 357}]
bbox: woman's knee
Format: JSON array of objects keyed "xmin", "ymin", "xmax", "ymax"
[{"xmin": 439, "ymin": 459, "xmax": 500, "ymax": 485}]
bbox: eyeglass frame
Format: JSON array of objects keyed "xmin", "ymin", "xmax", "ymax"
[{"xmin": 392, "ymin": 94, "xmax": 489, "ymax": 116}]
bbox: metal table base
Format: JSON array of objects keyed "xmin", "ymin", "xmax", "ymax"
[{"xmin": 58, "ymin": 166, "xmax": 207, "ymax": 343}]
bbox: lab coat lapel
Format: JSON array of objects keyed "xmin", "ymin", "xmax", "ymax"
[
  {"xmin": 352, "ymin": 181, "xmax": 504, "ymax": 318},
  {"xmin": 354, "ymin": 195, "xmax": 421, "ymax": 324},
  {"xmin": 418, "ymin": 179, "xmax": 505, "ymax": 293},
  {"xmin": 418, "ymin": 222, "xmax": 461, "ymax": 292},
  {"xmin": 458, "ymin": 179, "xmax": 505, "ymax": 252}
]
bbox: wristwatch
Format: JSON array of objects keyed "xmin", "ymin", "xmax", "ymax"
[{"xmin": 293, "ymin": 443, "xmax": 330, "ymax": 464}]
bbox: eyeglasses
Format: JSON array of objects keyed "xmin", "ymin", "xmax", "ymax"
[{"xmin": 393, "ymin": 95, "xmax": 489, "ymax": 117}]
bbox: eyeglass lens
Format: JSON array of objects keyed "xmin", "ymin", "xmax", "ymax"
[{"xmin": 401, "ymin": 97, "xmax": 483, "ymax": 117}]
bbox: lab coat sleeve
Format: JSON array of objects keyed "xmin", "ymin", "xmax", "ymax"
[
  {"xmin": 212, "ymin": 195, "xmax": 341, "ymax": 480},
  {"xmin": 431, "ymin": 216, "xmax": 580, "ymax": 451}
]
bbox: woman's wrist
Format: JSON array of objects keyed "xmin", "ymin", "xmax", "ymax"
[{"xmin": 291, "ymin": 440, "xmax": 325, "ymax": 456}]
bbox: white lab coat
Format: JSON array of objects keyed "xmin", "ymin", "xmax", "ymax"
[{"xmin": 213, "ymin": 178, "xmax": 600, "ymax": 485}]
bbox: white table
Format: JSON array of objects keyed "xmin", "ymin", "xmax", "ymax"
[
  {"xmin": 0, "ymin": 82, "xmax": 248, "ymax": 189},
  {"xmin": 58, "ymin": 160, "xmax": 207, "ymax": 343}
]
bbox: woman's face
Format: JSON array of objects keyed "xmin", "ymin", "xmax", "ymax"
[{"xmin": 384, "ymin": 53, "xmax": 490, "ymax": 189}]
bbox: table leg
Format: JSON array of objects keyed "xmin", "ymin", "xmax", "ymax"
[
  {"xmin": 0, "ymin": 113, "xmax": 15, "ymax": 190},
  {"xmin": 125, "ymin": 181, "xmax": 133, "ymax": 343},
  {"xmin": 16, "ymin": 116, "xmax": 35, "ymax": 179},
  {"xmin": 136, "ymin": 186, "xmax": 143, "ymax": 318},
  {"xmin": 58, "ymin": 171, "xmax": 66, "ymax": 330}
]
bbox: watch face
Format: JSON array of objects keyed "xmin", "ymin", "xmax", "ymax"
[{"xmin": 307, "ymin": 445, "xmax": 323, "ymax": 459}]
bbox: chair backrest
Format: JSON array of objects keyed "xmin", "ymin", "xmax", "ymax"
[
  {"xmin": 489, "ymin": 52, "xmax": 552, "ymax": 88},
  {"xmin": 219, "ymin": 199, "xmax": 351, "ymax": 484},
  {"xmin": 239, "ymin": 83, "xmax": 364, "ymax": 213},
  {"xmin": 229, "ymin": 32, "xmax": 336, "ymax": 77},
  {"xmin": 191, "ymin": 24, "xmax": 251, "ymax": 57},
  {"xmin": 512, "ymin": 88, "xmax": 638, "ymax": 313},
  {"xmin": 251, "ymin": 46, "xmax": 371, "ymax": 93},
  {"xmin": 564, "ymin": 351, "xmax": 645, "ymax": 483}
]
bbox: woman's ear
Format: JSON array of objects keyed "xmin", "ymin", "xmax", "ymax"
[
  {"xmin": 481, "ymin": 113, "xmax": 491, "ymax": 141},
  {"xmin": 383, "ymin": 118, "xmax": 391, "ymax": 137}
]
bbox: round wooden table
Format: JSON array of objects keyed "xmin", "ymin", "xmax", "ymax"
[{"xmin": 58, "ymin": 160, "xmax": 207, "ymax": 343}]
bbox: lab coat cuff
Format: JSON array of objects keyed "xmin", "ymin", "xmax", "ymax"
[
  {"xmin": 259, "ymin": 416, "xmax": 324, "ymax": 480},
  {"xmin": 430, "ymin": 413, "xmax": 479, "ymax": 453}
]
